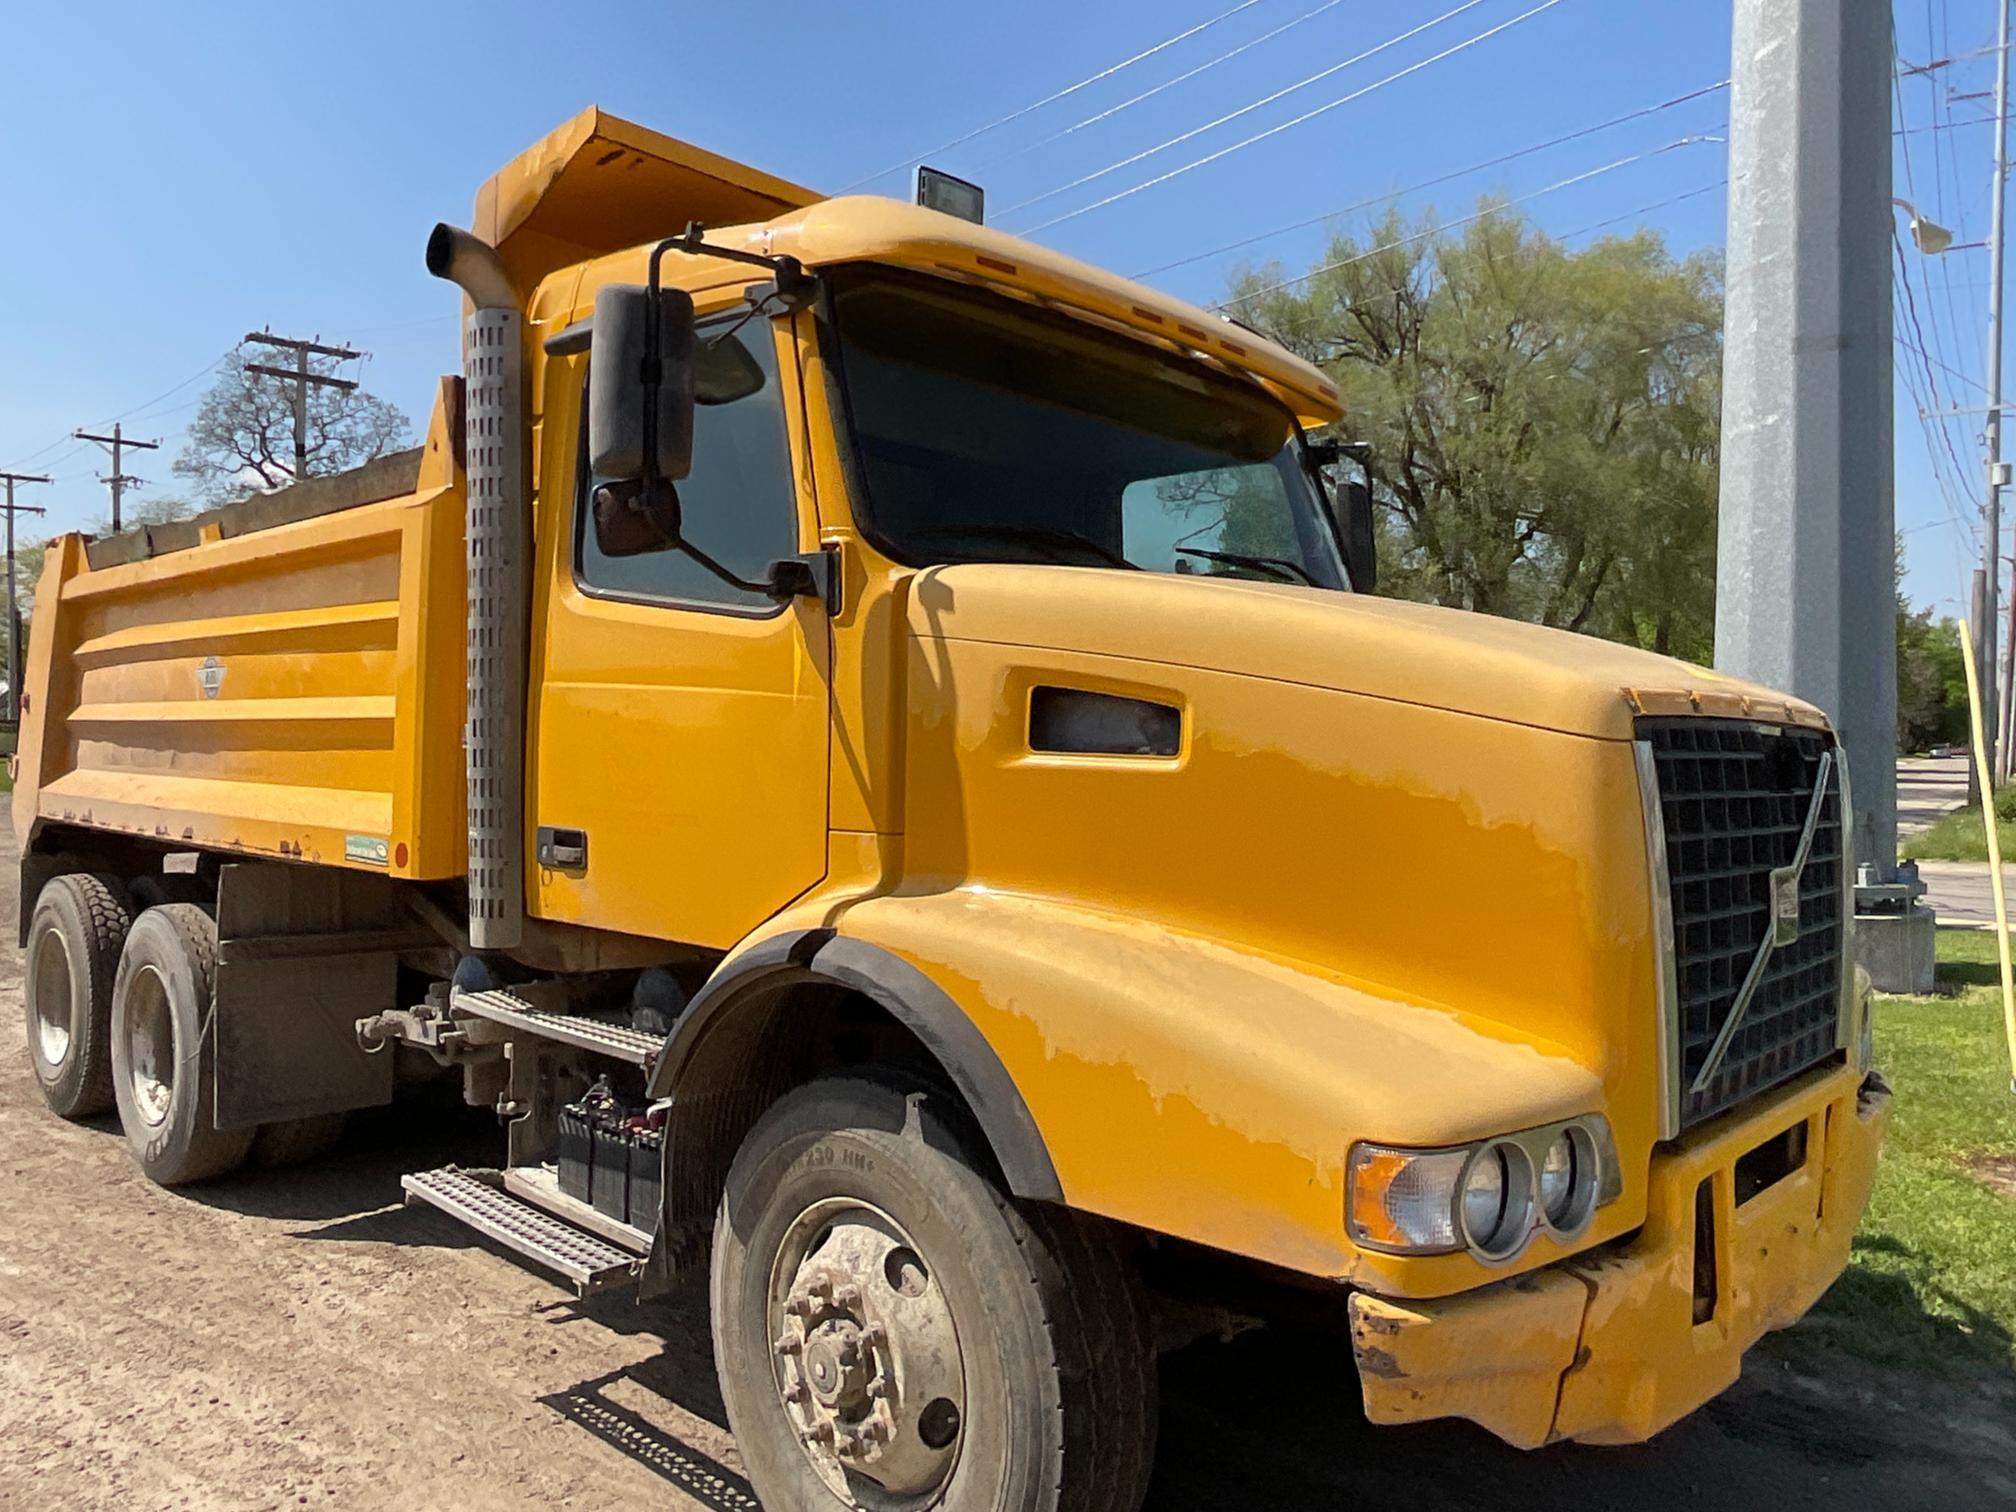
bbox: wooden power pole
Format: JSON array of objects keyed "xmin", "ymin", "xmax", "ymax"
[
  {"xmin": 242, "ymin": 331, "xmax": 360, "ymax": 483},
  {"xmin": 71, "ymin": 422, "xmax": 160, "ymax": 533},
  {"xmin": 0, "ymin": 472, "xmax": 48, "ymax": 720}
]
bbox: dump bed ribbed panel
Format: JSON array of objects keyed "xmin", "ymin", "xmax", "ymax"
[{"xmin": 16, "ymin": 442, "xmax": 468, "ymax": 881}]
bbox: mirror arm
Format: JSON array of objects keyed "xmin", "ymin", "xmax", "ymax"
[{"xmin": 767, "ymin": 547, "xmax": 844, "ymax": 615}]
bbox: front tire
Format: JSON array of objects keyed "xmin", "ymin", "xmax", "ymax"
[
  {"xmin": 23, "ymin": 872, "xmax": 133, "ymax": 1118},
  {"xmin": 109, "ymin": 903, "xmax": 254, "ymax": 1185},
  {"xmin": 711, "ymin": 1076, "xmax": 1157, "ymax": 1512}
]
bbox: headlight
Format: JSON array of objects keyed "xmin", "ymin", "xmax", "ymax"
[
  {"xmin": 1459, "ymin": 1142, "xmax": 1531, "ymax": 1259},
  {"xmin": 1537, "ymin": 1124, "xmax": 1599, "ymax": 1237},
  {"xmin": 1347, "ymin": 1117, "xmax": 1614, "ymax": 1262}
]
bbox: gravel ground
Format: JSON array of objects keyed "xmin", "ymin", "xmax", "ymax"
[{"xmin": 3, "ymin": 830, "xmax": 2013, "ymax": 1510}]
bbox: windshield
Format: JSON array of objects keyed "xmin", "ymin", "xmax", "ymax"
[{"xmin": 827, "ymin": 271, "xmax": 1348, "ymax": 589}]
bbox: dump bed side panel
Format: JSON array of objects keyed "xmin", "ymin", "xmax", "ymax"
[{"xmin": 13, "ymin": 433, "xmax": 467, "ymax": 881}]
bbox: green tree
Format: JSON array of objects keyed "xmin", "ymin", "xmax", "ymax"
[
  {"xmin": 171, "ymin": 349, "xmax": 411, "ymax": 503},
  {"xmin": 1227, "ymin": 205, "xmax": 1724, "ymax": 660}
]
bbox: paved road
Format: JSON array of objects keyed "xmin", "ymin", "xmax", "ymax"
[
  {"xmin": 1897, "ymin": 753, "xmax": 1968, "ymax": 837},
  {"xmin": 4, "ymin": 833, "xmax": 2016, "ymax": 1507}
]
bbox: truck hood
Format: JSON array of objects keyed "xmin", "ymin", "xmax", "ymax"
[{"xmin": 905, "ymin": 565, "xmax": 1827, "ymax": 741}]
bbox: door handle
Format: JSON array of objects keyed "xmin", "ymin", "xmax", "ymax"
[{"xmin": 537, "ymin": 826, "xmax": 589, "ymax": 872}]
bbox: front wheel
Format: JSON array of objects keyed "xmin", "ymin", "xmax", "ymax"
[{"xmin": 711, "ymin": 1077, "xmax": 1157, "ymax": 1512}]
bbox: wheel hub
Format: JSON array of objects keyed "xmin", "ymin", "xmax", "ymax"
[
  {"xmin": 125, "ymin": 964, "xmax": 176, "ymax": 1128},
  {"xmin": 30, "ymin": 931, "xmax": 74, "ymax": 1069},
  {"xmin": 770, "ymin": 1208, "xmax": 966, "ymax": 1503}
]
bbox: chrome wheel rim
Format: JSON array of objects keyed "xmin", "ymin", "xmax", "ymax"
[
  {"xmin": 29, "ymin": 929, "xmax": 74, "ymax": 1069},
  {"xmin": 125, "ymin": 964, "xmax": 176, "ymax": 1128},
  {"xmin": 767, "ymin": 1198, "xmax": 966, "ymax": 1507}
]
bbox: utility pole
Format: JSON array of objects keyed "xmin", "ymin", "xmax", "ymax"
[
  {"xmin": 242, "ymin": 331, "xmax": 360, "ymax": 484},
  {"xmin": 0, "ymin": 472, "xmax": 48, "ymax": 721},
  {"xmin": 1989, "ymin": 0, "xmax": 2013, "ymax": 785},
  {"xmin": 72, "ymin": 422, "xmax": 159, "ymax": 533},
  {"xmin": 1717, "ymin": 0, "xmax": 1930, "ymax": 987}
]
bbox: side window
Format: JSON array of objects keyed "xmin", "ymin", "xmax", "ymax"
[{"xmin": 576, "ymin": 319, "xmax": 796, "ymax": 611}]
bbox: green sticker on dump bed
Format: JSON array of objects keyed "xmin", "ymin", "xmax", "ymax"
[{"xmin": 345, "ymin": 834, "xmax": 390, "ymax": 866}]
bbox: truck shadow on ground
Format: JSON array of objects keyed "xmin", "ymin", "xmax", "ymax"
[{"xmin": 158, "ymin": 1099, "xmax": 2016, "ymax": 1510}]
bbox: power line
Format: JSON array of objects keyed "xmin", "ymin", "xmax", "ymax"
[
  {"xmin": 839, "ymin": 0, "xmax": 1269, "ymax": 192},
  {"xmin": 1554, "ymin": 178, "xmax": 1727, "ymax": 242},
  {"xmin": 977, "ymin": 0, "xmax": 1350, "ymax": 170},
  {"xmin": 1016, "ymin": 0, "xmax": 1575, "ymax": 235},
  {"xmin": 1133, "ymin": 79, "xmax": 1730, "ymax": 281},
  {"xmin": 1002, "ymin": 0, "xmax": 1499, "ymax": 221},
  {"xmin": 1218, "ymin": 130, "xmax": 1718, "ymax": 309}
]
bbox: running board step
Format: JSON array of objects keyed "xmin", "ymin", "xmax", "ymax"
[
  {"xmin": 451, "ymin": 986, "xmax": 662, "ymax": 1065},
  {"xmin": 401, "ymin": 1166, "xmax": 641, "ymax": 1297}
]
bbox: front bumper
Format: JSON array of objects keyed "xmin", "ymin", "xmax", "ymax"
[{"xmin": 1347, "ymin": 1064, "xmax": 1891, "ymax": 1448}]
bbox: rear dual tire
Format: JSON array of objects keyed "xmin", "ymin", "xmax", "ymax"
[
  {"xmin": 24, "ymin": 872, "xmax": 133, "ymax": 1119},
  {"xmin": 107, "ymin": 902, "xmax": 256, "ymax": 1185}
]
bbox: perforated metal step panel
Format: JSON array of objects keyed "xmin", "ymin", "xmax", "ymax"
[
  {"xmin": 401, "ymin": 1166, "xmax": 640, "ymax": 1296},
  {"xmin": 451, "ymin": 987, "xmax": 662, "ymax": 1066}
]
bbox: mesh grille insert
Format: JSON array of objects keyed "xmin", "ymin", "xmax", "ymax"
[{"xmin": 1641, "ymin": 718, "xmax": 1845, "ymax": 1130}]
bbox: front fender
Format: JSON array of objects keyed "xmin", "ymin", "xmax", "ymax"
[{"xmin": 835, "ymin": 888, "xmax": 1608, "ymax": 1287}]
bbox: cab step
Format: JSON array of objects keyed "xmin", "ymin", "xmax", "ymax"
[
  {"xmin": 451, "ymin": 986, "xmax": 662, "ymax": 1066},
  {"xmin": 401, "ymin": 1166, "xmax": 641, "ymax": 1296}
]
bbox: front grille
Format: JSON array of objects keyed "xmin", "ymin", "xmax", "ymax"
[{"xmin": 1640, "ymin": 718, "xmax": 1846, "ymax": 1131}]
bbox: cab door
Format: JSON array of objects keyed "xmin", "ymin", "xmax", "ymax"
[{"xmin": 529, "ymin": 313, "xmax": 829, "ymax": 948}]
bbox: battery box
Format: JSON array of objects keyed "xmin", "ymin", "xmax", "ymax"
[{"xmin": 555, "ymin": 1085, "xmax": 662, "ymax": 1230}]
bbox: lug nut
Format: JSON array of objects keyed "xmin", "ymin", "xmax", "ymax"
[
  {"xmin": 867, "ymin": 1379, "xmax": 890, "ymax": 1400},
  {"xmin": 774, "ymin": 1333, "xmax": 803, "ymax": 1356},
  {"xmin": 864, "ymin": 1323, "xmax": 889, "ymax": 1347},
  {"xmin": 783, "ymin": 1380, "xmax": 810, "ymax": 1403},
  {"xmin": 803, "ymin": 1421, "xmax": 836, "ymax": 1446},
  {"xmin": 836, "ymin": 1284, "xmax": 863, "ymax": 1309}
]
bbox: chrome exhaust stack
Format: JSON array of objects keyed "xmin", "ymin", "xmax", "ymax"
[{"xmin": 426, "ymin": 223, "xmax": 526, "ymax": 952}]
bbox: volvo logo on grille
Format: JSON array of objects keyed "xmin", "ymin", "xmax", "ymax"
[
  {"xmin": 1770, "ymin": 863, "xmax": 1802, "ymax": 945},
  {"xmin": 197, "ymin": 656, "xmax": 225, "ymax": 699}
]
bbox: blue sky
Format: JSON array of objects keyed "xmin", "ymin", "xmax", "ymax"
[{"xmin": 0, "ymin": 0, "xmax": 1996, "ymax": 618}]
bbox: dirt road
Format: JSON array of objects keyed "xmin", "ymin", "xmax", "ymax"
[{"xmin": 3, "ymin": 835, "xmax": 2013, "ymax": 1510}]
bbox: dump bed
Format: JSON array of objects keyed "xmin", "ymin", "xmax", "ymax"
[{"xmin": 11, "ymin": 385, "xmax": 469, "ymax": 880}]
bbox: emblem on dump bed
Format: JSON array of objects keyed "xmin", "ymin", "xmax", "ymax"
[{"xmin": 197, "ymin": 656, "xmax": 224, "ymax": 699}]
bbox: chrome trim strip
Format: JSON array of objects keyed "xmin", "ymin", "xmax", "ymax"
[
  {"xmin": 1691, "ymin": 749, "xmax": 1836, "ymax": 1095},
  {"xmin": 1633, "ymin": 739, "xmax": 1684, "ymax": 1141}
]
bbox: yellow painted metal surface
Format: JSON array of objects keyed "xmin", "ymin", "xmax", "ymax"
[
  {"xmin": 525, "ymin": 330, "xmax": 832, "ymax": 950},
  {"xmin": 13, "ymin": 390, "xmax": 468, "ymax": 879},
  {"xmin": 1351, "ymin": 1064, "xmax": 1890, "ymax": 1446}
]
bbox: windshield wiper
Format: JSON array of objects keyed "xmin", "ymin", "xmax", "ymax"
[
  {"xmin": 915, "ymin": 523, "xmax": 1140, "ymax": 571},
  {"xmin": 1175, "ymin": 546, "xmax": 1318, "ymax": 586}
]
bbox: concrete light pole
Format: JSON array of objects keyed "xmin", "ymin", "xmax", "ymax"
[{"xmin": 1716, "ymin": 0, "xmax": 1932, "ymax": 989}]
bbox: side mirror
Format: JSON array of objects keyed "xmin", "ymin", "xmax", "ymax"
[
  {"xmin": 588, "ymin": 283, "xmax": 697, "ymax": 482},
  {"xmin": 1333, "ymin": 479, "xmax": 1378, "ymax": 594}
]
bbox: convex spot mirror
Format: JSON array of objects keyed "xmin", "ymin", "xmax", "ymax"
[{"xmin": 588, "ymin": 283, "xmax": 697, "ymax": 482}]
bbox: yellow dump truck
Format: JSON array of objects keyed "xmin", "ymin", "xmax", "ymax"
[{"xmin": 14, "ymin": 108, "xmax": 1888, "ymax": 1511}]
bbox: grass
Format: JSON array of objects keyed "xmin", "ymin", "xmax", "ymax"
[
  {"xmin": 1900, "ymin": 804, "xmax": 2016, "ymax": 862},
  {"xmin": 1804, "ymin": 929, "xmax": 2016, "ymax": 1377}
]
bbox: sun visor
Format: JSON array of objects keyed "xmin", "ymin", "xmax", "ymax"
[{"xmin": 471, "ymin": 106, "xmax": 821, "ymax": 296}]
